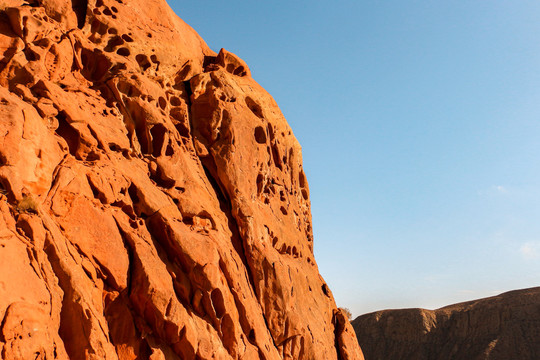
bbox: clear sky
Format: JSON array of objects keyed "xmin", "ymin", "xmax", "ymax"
[{"xmin": 169, "ymin": 1, "xmax": 540, "ymax": 317}]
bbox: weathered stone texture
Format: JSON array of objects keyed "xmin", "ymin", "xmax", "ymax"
[{"xmin": 0, "ymin": 0, "xmax": 363, "ymax": 359}]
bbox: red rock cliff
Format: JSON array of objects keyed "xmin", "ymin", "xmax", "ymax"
[{"xmin": 0, "ymin": 0, "xmax": 363, "ymax": 359}]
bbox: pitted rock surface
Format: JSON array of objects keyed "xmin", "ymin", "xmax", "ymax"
[
  {"xmin": 0, "ymin": 0, "xmax": 363, "ymax": 359},
  {"xmin": 352, "ymin": 287, "xmax": 540, "ymax": 360}
]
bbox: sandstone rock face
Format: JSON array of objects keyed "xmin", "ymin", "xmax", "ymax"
[
  {"xmin": 0, "ymin": 0, "xmax": 363, "ymax": 359},
  {"xmin": 352, "ymin": 287, "xmax": 540, "ymax": 360}
]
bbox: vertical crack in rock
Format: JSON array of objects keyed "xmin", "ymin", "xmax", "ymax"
[
  {"xmin": 184, "ymin": 79, "xmax": 257, "ymax": 292},
  {"xmin": 201, "ymin": 160, "xmax": 256, "ymax": 293},
  {"xmin": 186, "ymin": 75, "xmax": 281, "ymax": 356},
  {"xmin": 42, "ymin": 227, "xmax": 99, "ymax": 359}
]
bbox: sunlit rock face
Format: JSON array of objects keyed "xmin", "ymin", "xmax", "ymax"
[
  {"xmin": 0, "ymin": 0, "xmax": 363, "ymax": 359},
  {"xmin": 352, "ymin": 287, "xmax": 540, "ymax": 360}
]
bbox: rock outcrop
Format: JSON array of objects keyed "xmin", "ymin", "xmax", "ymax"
[
  {"xmin": 352, "ymin": 287, "xmax": 540, "ymax": 360},
  {"xmin": 0, "ymin": 0, "xmax": 363, "ymax": 359}
]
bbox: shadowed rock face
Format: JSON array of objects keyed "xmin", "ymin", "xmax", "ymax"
[
  {"xmin": 352, "ymin": 287, "xmax": 540, "ymax": 360},
  {"xmin": 0, "ymin": 0, "xmax": 363, "ymax": 359}
]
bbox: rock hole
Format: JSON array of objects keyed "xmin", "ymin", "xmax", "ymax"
[
  {"xmin": 248, "ymin": 329, "xmax": 256, "ymax": 345},
  {"xmin": 23, "ymin": 48, "xmax": 39, "ymax": 61},
  {"xmin": 104, "ymin": 36, "xmax": 124, "ymax": 52},
  {"xmin": 170, "ymin": 96, "xmax": 181, "ymax": 106},
  {"xmin": 116, "ymin": 47, "xmax": 130, "ymax": 57},
  {"xmin": 55, "ymin": 112, "xmax": 79, "ymax": 156},
  {"xmin": 107, "ymin": 28, "xmax": 117, "ymax": 35},
  {"xmin": 226, "ymin": 64, "xmax": 235, "ymax": 73},
  {"xmin": 233, "ymin": 66, "xmax": 246, "ymax": 76},
  {"xmin": 80, "ymin": 48, "xmax": 111, "ymax": 81},
  {"xmin": 301, "ymin": 189, "xmax": 309, "ymax": 200},
  {"xmin": 272, "ymin": 237, "xmax": 278, "ymax": 247},
  {"xmin": 271, "ymin": 145, "xmax": 283, "ymax": 171},
  {"xmin": 245, "ymin": 96, "xmax": 264, "ymax": 118},
  {"xmin": 91, "ymin": 19, "xmax": 106, "ymax": 35},
  {"xmin": 256, "ymin": 173, "xmax": 264, "ymax": 194},
  {"xmin": 71, "ymin": 0, "xmax": 88, "ymax": 29},
  {"xmin": 0, "ymin": 177, "xmax": 11, "ymax": 199},
  {"xmin": 121, "ymin": 34, "xmax": 133, "ymax": 42},
  {"xmin": 111, "ymin": 6, "xmax": 118, "ymax": 13},
  {"xmin": 280, "ymin": 206, "xmax": 288, "ymax": 216},
  {"xmin": 109, "ymin": 143, "xmax": 122, "ymax": 152},
  {"xmin": 150, "ymin": 55, "xmax": 159, "ymax": 63},
  {"xmin": 267, "ymin": 123, "xmax": 275, "ymax": 141},
  {"xmin": 210, "ymin": 289, "xmax": 226, "ymax": 318},
  {"xmin": 135, "ymin": 54, "xmax": 151, "ymax": 72},
  {"xmin": 103, "ymin": 8, "xmax": 112, "ymax": 16},
  {"xmin": 203, "ymin": 55, "xmax": 217, "ymax": 69},
  {"xmin": 134, "ymin": 119, "xmax": 151, "ymax": 155},
  {"xmin": 86, "ymin": 151, "xmax": 101, "ymax": 162},
  {"xmin": 299, "ymin": 170, "xmax": 307, "ymax": 188},
  {"xmin": 173, "ymin": 120, "xmax": 190, "ymax": 138},
  {"xmin": 127, "ymin": 183, "xmax": 140, "ymax": 209},
  {"xmin": 254, "ymin": 126, "xmax": 266, "ymax": 144},
  {"xmin": 150, "ymin": 124, "xmax": 167, "ymax": 157},
  {"xmin": 158, "ymin": 97, "xmax": 167, "ymax": 110},
  {"xmin": 322, "ymin": 284, "xmax": 330, "ymax": 297}
]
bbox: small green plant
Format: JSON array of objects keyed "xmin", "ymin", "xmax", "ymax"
[{"xmin": 17, "ymin": 195, "xmax": 38, "ymax": 213}]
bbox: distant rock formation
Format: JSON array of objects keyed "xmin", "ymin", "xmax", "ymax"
[
  {"xmin": 352, "ymin": 287, "xmax": 540, "ymax": 360},
  {"xmin": 0, "ymin": 0, "xmax": 363, "ymax": 359}
]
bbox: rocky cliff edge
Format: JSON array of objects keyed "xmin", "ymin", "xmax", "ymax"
[{"xmin": 0, "ymin": 0, "xmax": 363, "ymax": 359}]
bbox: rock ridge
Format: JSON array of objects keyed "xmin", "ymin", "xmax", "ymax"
[
  {"xmin": 352, "ymin": 287, "xmax": 540, "ymax": 360},
  {"xmin": 0, "ymin": 0, "xmax": 363, "ymax": 359}
]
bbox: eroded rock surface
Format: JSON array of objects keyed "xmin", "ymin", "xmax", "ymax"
[
  {"xmin": 0, "ymin": 0, "xmax": 363, "ymax": 359},
  {"xmin": 353, "ymin": 287, "xmax": 540, "ymax": 360}
]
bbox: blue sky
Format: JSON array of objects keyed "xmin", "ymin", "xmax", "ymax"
[{"xmin": 170, "ymin": 1, "xmax": 540, "ymax": 316}]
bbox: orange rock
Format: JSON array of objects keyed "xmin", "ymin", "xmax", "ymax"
[{"xmin": 0, "ymin": 0, "xmax": 363, "ymax": 358}]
